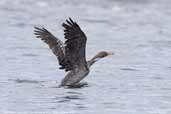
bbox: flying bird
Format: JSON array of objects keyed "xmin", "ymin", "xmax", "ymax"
[{"xmin": 34, "ymin": 18, "xmax": 113, "ymax": 87}]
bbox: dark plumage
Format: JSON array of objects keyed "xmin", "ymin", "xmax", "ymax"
[{"xmin": 34, "ymin": 18, "xmax": 113, "ymax": 87}]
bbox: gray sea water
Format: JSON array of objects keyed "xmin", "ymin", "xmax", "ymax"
[{"xmin": 0, "ymin": 0, "xmax": 171, "ymax": 114}]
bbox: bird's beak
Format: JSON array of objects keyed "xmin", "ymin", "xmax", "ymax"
[{"xmin": 107, "ymin": 52, "xmax": 114, "ymax": 56}]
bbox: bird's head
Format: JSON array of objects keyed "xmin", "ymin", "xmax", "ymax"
[
  {"xmin": 93, "ymin": 51, "xmax": 114, "ymax": 61},
  {"xmin": 88, "ymin": 51, "xmax": 114, "ymax": 67}
]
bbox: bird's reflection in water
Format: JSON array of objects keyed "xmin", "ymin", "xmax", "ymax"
[
  {"xmin": 9, "ymin": 79, "xmax": 45, "ymax": 84},
  {"xmin": 54, "ymin": 83, "xmax": 89, "ymax": 104},
  {"xmin": 56, "ymin": 92, "xmax": 83, "ymax": 103}
]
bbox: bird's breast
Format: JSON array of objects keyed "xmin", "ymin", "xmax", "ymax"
[{"xmin": 61, "ymin": 67, "xmax": 89, "ymax": 86}]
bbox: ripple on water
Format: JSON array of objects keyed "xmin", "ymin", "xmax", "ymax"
[
  {"xmin": 13, "ymin": 22, "xmax": 27, "ymax": 28},
  {"xmin": 83, "ymin": 18, "xmax": 109, "ymax": 24},
  {"xmin": 62, "ymin": 95, "xmax": 84, "ymax": 100},
  {"xmin": 54, "ymin": 94, "xmax": 84, "ymax": 103},
  {"xmin": 120, "ymin": 67, "xmax": 139, "ymax": 71},
  {"xmin": 150, "ymin": 76, "xmax": 163, "ymax": 80},
  {"xmin": 74, "ymin": 103, "xmax": 88, "ymax": 110},
  {"xmin": 22, "ymin": 53, "xmax": 38, "ymax": 57},
  {"xmin": 8, "ymin": 79, "xmax": 45, "ymax": 84}
]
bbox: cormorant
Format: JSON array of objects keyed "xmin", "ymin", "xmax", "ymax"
[{"xmin": 34, "ymin": 18, "xmax": 113, "ymax": 87}]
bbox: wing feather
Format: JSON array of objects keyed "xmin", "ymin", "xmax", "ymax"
[
  {"xmin": 34, "ymin": 27, "xmax": 67, "ymax": 69},
  {"xmin": 62, "ymin": 18, "xmax": 87, "ymax": 71}
]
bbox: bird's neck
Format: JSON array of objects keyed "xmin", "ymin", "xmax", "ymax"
[{"xmin": 87, "ymin": 56, "xmax": 101, "ymax": 67}]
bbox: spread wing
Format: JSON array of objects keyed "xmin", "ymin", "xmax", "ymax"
[
  {"xmin": 62, "ymin": 18, "xmax": 87, "ymax": 71},
  {"xmin": 34, "ymin": 27, "xmax": 67, "ymax": 69}
]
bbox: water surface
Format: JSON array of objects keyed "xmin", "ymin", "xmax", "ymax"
[{"xmin": 0, "ymin": 0, "xmax": 171, "ymax": 114}]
